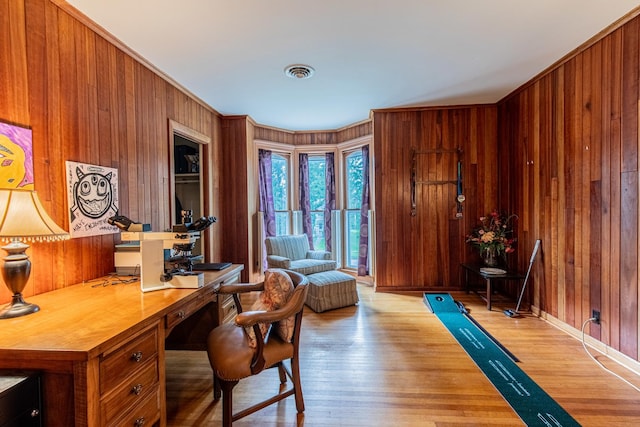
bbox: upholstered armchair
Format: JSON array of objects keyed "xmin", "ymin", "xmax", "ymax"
[
  {"xmin": 265, "ymin": 234, "xmax": 336, "ymax": 275},
  {"xmin": 207, "ymin": 269, "xmax": 309, "ymax": 426}
]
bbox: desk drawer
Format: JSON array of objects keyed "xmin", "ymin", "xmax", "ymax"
[
  {"xmin": 100, "ymin": 327, "xmax": 159, "ymax": 394},
  {"xmin": 166, "ymin": 296, "xmax": 203, "ymax": 330},
  {"xmin": 101, "ymin": 360, "xmax": 159, "ymax": 425},
  {"xmin": 106, "ymin": 386, "xmax": 160, "ymax": 427},
  {"xmin": 220, "ymin": 294, "xmax": 238, "ymax": 325}
]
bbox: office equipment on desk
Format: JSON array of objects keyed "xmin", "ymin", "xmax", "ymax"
[
  {"xmin": 192, "ymin": 262, "xmax": 232, "ymax": 271},
  {"xmin": 140, "ymin": 240, "xmax": 204, "ymax": 292}
]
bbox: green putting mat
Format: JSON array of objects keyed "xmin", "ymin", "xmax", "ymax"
[{"xmin": 424, "ymin": 293, "xmax": 581, "ymax": 427}]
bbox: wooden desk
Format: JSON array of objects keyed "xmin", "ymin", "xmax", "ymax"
[
  {"xmin": 461, "ymin": 263, "xmax": 524, "ymax": 310},
  {"xmin": 0, "ymin": 264, "xmax": 243, "ymax": 427}
]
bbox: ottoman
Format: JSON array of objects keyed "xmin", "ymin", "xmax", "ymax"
[{"xmin": 305, "ymin": 270, "xmax": 359, "ymax": 313}]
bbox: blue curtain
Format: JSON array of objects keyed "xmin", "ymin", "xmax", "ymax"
[
  {"xmin": 258, "ymin": 149, "xmax": 276, "ymax": 271},
  {"xmin": 298, "ymin": 153, "xmax": 313, "ymax": 249},
  {"xmin": 358, "ymin": 145, "xmax": 370, "ymax": 276},
  {"xmin": 324, "ymin": 152, "xmax": 335, "ymax": 252}
]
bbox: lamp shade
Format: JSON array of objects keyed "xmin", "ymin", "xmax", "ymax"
[{"xmin": 0, "ymin": 189, "xmax": 69, "ymax": 242}]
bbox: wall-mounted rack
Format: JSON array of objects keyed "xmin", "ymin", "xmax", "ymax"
[{"xmin": 410, "ymin": 148, "xmax": 463, "ymax": 217}]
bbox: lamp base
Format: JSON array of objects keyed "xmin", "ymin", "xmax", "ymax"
[{"xmin": 0, "ymin": 293, "xmax": 40, "ymax": 319}]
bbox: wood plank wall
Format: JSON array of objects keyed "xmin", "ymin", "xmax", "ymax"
[
  {"xmin": 0, "ymin": 0, "xmax": 226, "ymax": 301},
  {"xmin": 254, "ymin": 120, "xmax": 372, "ymax": 145},
  {"xmin": 219, "ymin": 116, "xmax": 255, "ymax": 282},
  {"xmin": 372, "ymin": 106, "xmax": 499, "ymax": 291},
  {"xmin": 498, "ymin": 14, "xmax": 640, "ymax": 360}
]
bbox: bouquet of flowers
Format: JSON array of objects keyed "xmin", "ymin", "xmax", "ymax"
[{"xmin": 466, "ymin": 211, "xmax": 517, "ymax": 257}]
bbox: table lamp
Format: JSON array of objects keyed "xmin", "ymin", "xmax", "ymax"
[{"xmin": 0, "ymin": 189, "xmax": 69, "ymax": 318}]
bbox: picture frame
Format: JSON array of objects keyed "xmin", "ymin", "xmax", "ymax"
[{"xmin": 0, "ymin": 121, "xmax": 34, "ymax": 190}]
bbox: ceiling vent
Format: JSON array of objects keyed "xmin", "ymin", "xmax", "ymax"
[{"xmin": 284, "ymin": 64, "xmax": 315, "ymax": 79}]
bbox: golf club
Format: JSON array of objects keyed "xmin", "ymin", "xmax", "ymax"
[{"xmin": 504, "ymin": 239, "xmax": 541, "ymax": 318}]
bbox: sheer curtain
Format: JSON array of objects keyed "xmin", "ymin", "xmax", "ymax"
[
  {"xmin": 324, "ymin": 152, "xmax": 336, "ymax": 252},
  {"xmin": 358, "ymin": 145, "xmax": 370, "ymax": 276},
  {"xmin": 258, "ymin": 149, "xmax": 276, "ymax": 270},
  {"xmin": 298, "ymin": 153, "xmax": 313, "ymax": 249}
]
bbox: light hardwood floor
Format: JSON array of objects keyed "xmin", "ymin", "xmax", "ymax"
[{"xmin": 166, "ymin": 284, "xmax": 640, "ymax": 426}]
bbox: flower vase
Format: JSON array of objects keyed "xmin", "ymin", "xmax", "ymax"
[{"xmin": 482, "ymin": 247, "xmax": 498, "ymax": 267}]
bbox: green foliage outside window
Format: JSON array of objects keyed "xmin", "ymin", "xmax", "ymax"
[
  {"xmin": 308, "ymin": 157, "xmax": 326, "ymax": 250},
  {"xmin": 272, "ymin": 154, "xmax": 289, "ymax": 235}
]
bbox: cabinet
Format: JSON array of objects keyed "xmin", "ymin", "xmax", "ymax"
[
  {"xmin": 0, "ymin": 373, "xmax": 41, "ymax": 426},
  {"xmin": 0, "ymin": 264, "xmax": 243, "ymax": 426}
]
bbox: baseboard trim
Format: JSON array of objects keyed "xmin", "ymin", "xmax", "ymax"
[
  {"xmin": 536, "ymin": 306, "xmax": 640, "ymax": 376},
  {"xmin": 375, "ymin": 286, "xmax": 461, "ymax": 293}
]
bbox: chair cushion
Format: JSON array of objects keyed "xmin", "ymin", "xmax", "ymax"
[
  {"xmin": 265, "ymin": 235, "xmax": 310, "ymax": 261},
  {"xmin": 264, "ymin": 269, "xmax": 296, "ymax": 342},
  {"xmin": 288, "ymin": 259, "xmax": 337, "ymax": 275},
  {"xmin": 244, "ymin": 269, "xmax": 295, "ymax": 347}
]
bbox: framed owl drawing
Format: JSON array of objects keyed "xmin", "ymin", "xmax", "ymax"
[{"xmin": 65, "ymin": 161, "xmax": 119, "ymax": 238}]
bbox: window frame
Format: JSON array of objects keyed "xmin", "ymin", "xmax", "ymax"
[{"xmin": 255, "ymin": 135, "xmax": 374, "ymax": 278}]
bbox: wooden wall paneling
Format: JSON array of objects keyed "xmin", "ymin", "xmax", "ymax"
[
  {"xmin": 620, "ymin": 171, "xmax": 639, "ymax": 357},
  {"xmin": 220, "ymin": 117, "xmax": 252, "ymax": 282},
  {"xmin": 608, "ymin": 28, "xmax": 624, "ymax": 352},
  {"xmin": 1, "ymin": 0, "xmax": 29, "ymax": 122},
  {"xmin": 395, "ymin": 114, "xmax": 411, "ymax": 287},
  {"xmin": 154, "ymin": 76, "xmax": 169, "ymax": 229},
  {"xmin": 373, "ymin": 107, "xmax": 495, "ymax": 291},
  {"xmin": 373, "ymin": 114, "xmax": 388, "ymax": 286},
  {"xmin": 253, "ymin": 121, "xmax": 371, "ymax": 147},
  {"xmin": 52, "ymin": 4, "xmax": 83, "ymax": 288},
  {"xmin": 579, "ymin": 48, "xmax": 591, "ymax": 327},
  {"xmin": 588, "ymin": 41, "xmax": 604, "ymax": 341},
  {"xmin": 86, "ymin": 10, "xmax": 114, "ymax": 280},
  {"xmin": 536, "ymin": 75, "xmax": 553, "ymax": 311},
  {"xmin": 335, "ymin": 120, "xmax": 372, "ymax": 143},
  {"xmin": 619, "ymin": 17, "xmax": 640, "ymax": 359},
  {"xmin": 93, "ymin": 30, "xmax": 112, "ymax": 281},
  {"xmin": 135, "ymin": 63, "xmax": 151, "ymax": 224},
  {"xmin": 498, "ymin": 15, "xmax": 640, "ymax": 360},
  {"xmin": 564, "ymin": 56, "xmax": 579, "ymax": 328},
  {"xmin": 553, "ymin": 67, "xmax": 566, "ymax": 321},
  {"xmin": 207, "ymin": 114, "xmax": 223, "ymax": 263},
  {"xmin": 124, "ymin": 55, "xmax": 139, "ymax": 227},
  {"xmin": 599, "ymin": 34, "xmax": 613, "ymax": 346}
]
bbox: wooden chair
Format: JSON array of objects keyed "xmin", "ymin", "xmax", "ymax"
[{"xmin": 207, "ymin": 270, "xmax": 309, "ymax": 426}]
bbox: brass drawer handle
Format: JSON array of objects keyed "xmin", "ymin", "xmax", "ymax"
[
  {"xmin": 131, "ymin": 351, "xmax": 143, "ymax": 362},
  {"xmin": 177, "ymin": 310, "xmax": 186, "ymax": 319},
  {"xmin": 134, "ymin": 417, "xmax": 146, "ymax": 426},
  {"xmin": 30, "ymin": 409, "xmax": 40, "ymax": 418},
  {"xmin": 132, "ymin": 383, "xmax": 143, "ymax": 395}
]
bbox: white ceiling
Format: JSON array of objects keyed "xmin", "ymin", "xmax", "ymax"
[{"xmin": 66, "ymin": 0, "xmax": 640, "ymax": 131}]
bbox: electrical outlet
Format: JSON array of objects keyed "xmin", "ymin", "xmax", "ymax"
[{"xmin": 592, "ymin": 309, "xmax": 601, "ymax": 324}]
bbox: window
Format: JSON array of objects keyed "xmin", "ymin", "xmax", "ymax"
[
  {"xmin": 308, "ymin": 156, "xmax": 326, "ymax": 250},
  {"xmin": 344, "ymin": 150, "xmax": 364, "ymax": 269},
  {"xmin": 271, "ymin": 153, "xmax": 290, "ymax": 235},
  {"xmin": 258, "ymin": 140, "xmax": 372, "ymax": 275}
]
